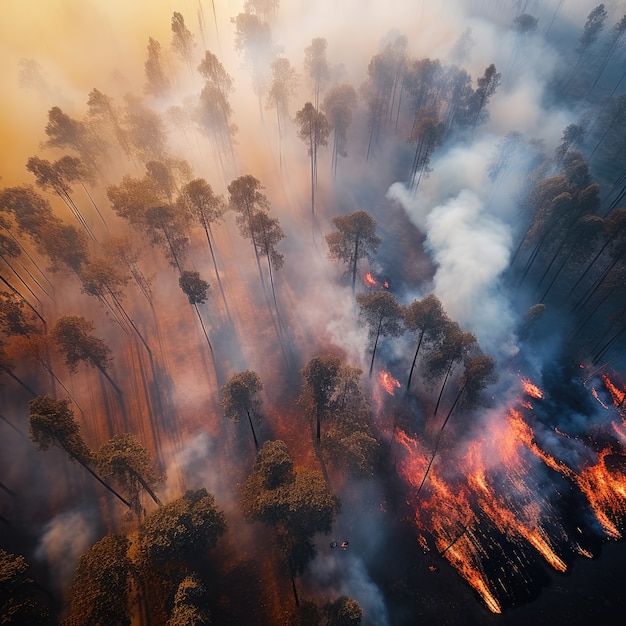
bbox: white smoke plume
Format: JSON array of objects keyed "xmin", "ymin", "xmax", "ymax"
[{"xmin": 35, "ymin": 507, "xmax": 98, "ymax": 593}]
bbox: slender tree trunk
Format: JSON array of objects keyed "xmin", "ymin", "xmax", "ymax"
[
  {"xmin": 287, "ymin": 553, "xmax": 300, "ymax": 607},
  {"xmin": 204, "ymin": 222, "xmax": 230, "ymax": 319},
  {"xmin": 193, "ymin": 303, "xmax": 213, "ymax": 354},
  {"xmin": 1, "ymin": 255, "xmax": 43, "ymax": 306},
  {"xmin": 95, "ymin": 363, "xmax": 123, "ymax": 398},
  {"xmin": 369, "ymin": 318, "xmax": 383, "ymax": 377},
  {"xmin": 0, "ymin": 365, "xmax": 37, "ymax": 396},
  {"xmin": 0, "ymin": 275, "xmax": 46, "ymax": 330},
  {"xmin": 406, "ymin": 329, "xmax": 425, "ymax": 392},
  {"xmin": 132, "ymin": 469, "xmax": 162, "ymax": 507},
  {"xmin": 78, "ymin": 182, "xmax": 108, "ymax": 229},
  {"xmin": 75, "ymin": 457, "xmax": 132, "ymax": 509},
  {"xmin": 245, "ymin": 407, "xmax": 259, "ymax": 449},
  {"xmin": 433, "ymin": 360, "xmax": 455, "ymax": 417},
  {"xmin": 351, "ymin": 237, "xmax": 359, "ymax": 293}
]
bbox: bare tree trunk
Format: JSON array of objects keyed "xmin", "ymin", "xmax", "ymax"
[
  {"xmin": 245, "ymin": 407, "xmax": 259, "ymax": 449},
  {"xmin": 193, "ymin": 303, "xmax": 213, "ymax": 354},
  {"xmin": 406, "ymin": 329, "xmax": 425, "ymax": 392},
  {"xmin": 76, "ymin": 457, "xmax": 132, "ymax": 509}
]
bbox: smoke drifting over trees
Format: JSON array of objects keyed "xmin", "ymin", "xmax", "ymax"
[{"xmin": 2, "ymin": 1, "xmax": 626, "ymax": 624}]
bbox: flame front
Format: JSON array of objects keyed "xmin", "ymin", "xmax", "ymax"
[{"xmin": 395, "ymin": 377, "xmax": 626, "ymax": 613}]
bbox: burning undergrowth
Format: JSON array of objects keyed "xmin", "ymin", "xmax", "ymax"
[{"xmin": 391, "ymin": 366, "xmax": 626, "ymax": 613}]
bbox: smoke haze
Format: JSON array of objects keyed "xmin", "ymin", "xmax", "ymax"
[{"xmin": 2, "ymin": 1, "xmax": 626, "ymax": 624}]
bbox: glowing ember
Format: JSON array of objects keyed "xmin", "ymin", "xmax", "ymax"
[
  {"xmin": 380, "ymin": 370, "xmax": 401, "ymax": 395},
  {"xmin": 591, "ymin": 387, "xmax": 609, "ymax": 409},
  {"xmin": 521, "ymin": 378, "xmax": 543, "ymax": 399},
  {"xmin": 364, "ymin": 271, "xmax": 377, "ymax": 288}
]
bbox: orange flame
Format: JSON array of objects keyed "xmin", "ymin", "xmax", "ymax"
[
  {"xmin": 602, "ymin": 374, "xmax": 625, "ymax": 407},
  {"xmin": 364, "ymin": 271, "xmax": 377, "ymax": 288},
  {"xmin": 591, "ymin": 387, "xmax": 609, "ymax": 409},
  {"xmin": 521, "ymin": 378, "xmax": 543, "ymax": 399},
  {"xmin": 394, "ymin": 373, "xmax": 626, "ymax": 613},
  {"xmin": 380, "ymin": 370, "xmax": 401, "ymax": 395}
]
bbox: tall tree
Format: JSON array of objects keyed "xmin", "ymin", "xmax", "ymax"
[
  {"xmin": 468, "ymin": 63, "xmax": 501, "ymax": 128},
  {"xmin": 144, "ymin": 37, "xmax": 170, "ymax": 96},
  {"xmin": 304, "ymin": 38, "xmax": 330, "ymax": 111},
  {"xmin": 0, "ymin": 185, "xmax": 58, "ymax": 244},
  {"xmin": 294, "ymin": 102, "xmax": 330, "ymax": 216},
  {"xmin": 0, "ymin": 549, "xmax": 52, "ymax": 625},
  {"xmin": 167, "ymin": 575, "xmax": 211, "ymax": 626},
  {"xmin": 86, "ymin": 88, "xmax": 132, "ymax": 162},
  {"xmin": 26, "ymin": 156, "xmax": 96, "ymax": 242},
  {"xmin": 28, "ymin": 396, "xmax": 131, "ymax": 508},
  {"xmin": 299, "ymin": 355, "xmax": 341, "ymax": 441},
  {"xmin": 266, "ymin": 57, "xmax": 298, "ymax": 167},
  {"xmin": 65, "ymin": 535, "xmax": 132, "ymax": 626},
  {"xmin": 123, "ymin": 94, "xmax": 169, "ymax": 162},
  {"xmin": 95, "ymin": 433, "xmax": 163, "ymax": 515},
  {"xmin": 239, "ymin": 440, "xmax": 339, "ymax": 602},
  {"xmin": 43, "ymin": 106, "xmax": 104, "ymax": 174},
  {"xmin": 355, "ymin": 291, "xmax": 404, "ymax": 376},
  {"xmin": 325, "ymin": 210, "xmax": 381, "ymax": 292},
  {"xmin": 228, "ymin": 175, "xmax": 270, "ymax": 276},
  {"xmin": 171, "ymin": 12, "xmax": 196, "ymax": 68},
  {"xmin": 196, "ymin": 51, "xmax": 237, "ymax": 165},
  {"xmin": 248, "ymin": 210, "xmax": 285, "ymax": 308},
  {"xmin": 139, "ymin": 488, "xmax": 226, "ymax": 568},
  {"xmin": 408, "ymin": 110, "xmax": 445, "ymax": 191},
  {"xmin": 423, "ymin": 321, "xmax": 477, "ymax": 418},
  {"xmin": 232, "ymin": 12, "xmax": 274, "ymax": 114},
  {"xmin": 403, "ymin": 294, "xmax": 449, "ymax": 392},
  {"xmin": 221, "ymin": 370, "xmax": 264, "ymax": 449},
  {"xmin": 322, "ymin": 84, "xmax": 358, "ymax": 176},
  {"xmin": 177, "ymin": 179, "xmax": 228, "ymax": 314},
  {"xmin": 52, "ymin": 315, "xmax": 121, "ymax": 396},
  {"xmin": 179, "ymin": 270, "xmax": 213, "ymax": 353},
  {"xmin": 144, "ymin": 204, "xmax": 189, "ymax": 273}
]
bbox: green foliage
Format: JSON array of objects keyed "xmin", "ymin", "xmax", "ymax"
[
  {"xmin": 325, "ymin": 210, "xmax": 381, "ymax": 288},
  {"xmin": 0, "ymin": 185, "xmax": 57, "ymax": 242},
  {"xmin": 0, "ymin": 292, "xmax": 39, "ymax": 337},
  {"xmin": 65, "ymin": 535, "xmax": 131, "ymax": 626},
  {"xmin": 355, "ymin": 291, "xmax": 404, "ymax": 341},
  {"xmin": 177, "ymin": 178, "xmax": 226, "ymax": 231},
  {"xmin": 249, "ymin": 207, "xmax": 285, "ymax": 270},
  {"xmin": 0, "ymin": 549, "xmax": 52, "ymax": 625},
  {"xmin": 221, "ymin": 370, "xmax": 263, "ymax": 421},
  {"xmin": 95, "ymin": 433, "xmax": 162, "ymax": 514},
  {"xmin": 294, "ymin": 102, "xmax": 330, "ymax": 154},
  {"xmin": 139, "ymin": 489, "xmax": 226, "ymax": 568},
  {"xmin": 179, "ymin": 271, "xmax": 210, "ymax": 305},
  {"xmin": 28, "ymin": 395, "xmax": 92, "ymax": 463},
  {"xmin": 227, "ymin": 175, "xmax": 270, "ymax": 239},
  {"xmin": 239, "ymin": 440, "xmax": 339, "ymax": 572},
  {"xmin": 52, "ymin": 315, "xmax": 112, "ymax": 373},
  {"xmin": 167, "ymin": 575, "xmax": 211, "ymax": 626}
]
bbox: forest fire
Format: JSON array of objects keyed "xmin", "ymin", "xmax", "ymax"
[
  {"xmin": 2, "ymin": 1, "xmax": 626, "ymax": 624},
  {"xmin": 379, "ymin": 370, "xmax": 401, "ymax": 395},
  {"xmin": 395, "ymin": 382, "xmax": 626, "ymax": 614}
]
